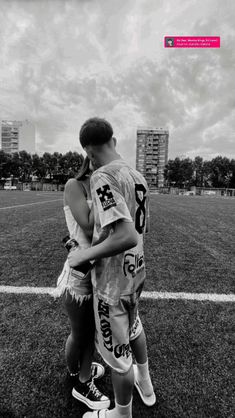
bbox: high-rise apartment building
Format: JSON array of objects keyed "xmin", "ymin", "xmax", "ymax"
[
  {"xmin": 136, "ymin": 127, "xmax": 169, "ymax": 188},
  {"xmin": 1, "ymin": 120, "xmax": 35, "ymax": 155}
]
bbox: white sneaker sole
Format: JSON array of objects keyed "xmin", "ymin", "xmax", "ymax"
[{"xmin": 72, "ymin": 388, "xmax": 110, "ymax": 410}]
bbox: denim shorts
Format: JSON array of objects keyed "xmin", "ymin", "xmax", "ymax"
[{"xmin": 54, "ymin": 260, "xmax": 92, "ymax": 305}]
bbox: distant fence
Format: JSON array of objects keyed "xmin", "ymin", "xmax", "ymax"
[
  {"xmin": 196, "ymin": 187, "xmax": 235, "ymax": 197},
  {"xmin": 0, "ymin": 181, "xmax": 64, "ymax": 192},
  {"xmin": 27, "ymin": 182, "xmax": 64, "ymax": 192},
  {"xmin": 1, "ymin": 182, "xmax": 235, "ymax": 197},
  {"xmin": 151, "ymin": 187, "xmax": 235, "ymax": 197}
]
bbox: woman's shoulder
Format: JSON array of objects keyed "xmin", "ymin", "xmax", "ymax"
[
  {"xmin": 64, "ymin": 178, "xmax": 85, "ymax": 199},
  {"xmin": 65, "ymin": 178, "xmax": 83, "ymax": 189}
]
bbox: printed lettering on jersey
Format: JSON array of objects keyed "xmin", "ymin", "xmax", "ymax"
[
  {"xmin": 97, "ymin": 298, "xmax": 131, "ymax": 358},
  {"xmin": 123, "ymin": 252, "xmax": 145, "ymax": 278},
  {"xmin": 96, "ymin": 184, "xmax": 117, "ymax": 211}
]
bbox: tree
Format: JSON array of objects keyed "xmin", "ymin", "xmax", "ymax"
[
  {"xmin": 10, "ymin": 152, "xmax": 21, "ymax": 178},
  {"xmin": 0, "ymin": 150, "xmax": 12, "ymax": 179},
  {"xmin": 42, "ymin": 152, "xmax": 58, "ymax": 181},
  {"xmin": 210, "ymin": 156, "xmax": 231, "ymax": 188},
  {"xmin": 164, "ymin": 157, "xmax": 194, "ymax": 188},
  {"xmin": 0, "ymin": 150, "xmax": 84, "ymax": 184},
  {"xmin": 61, "ymin": 152, "xmax": 84, "ymax": 177},
  {"xmin": 202, "ymin": 160, "xmax": 212, "ymax": 187},
  {"xmin": 164, "ymin": 158, "xmax": 181, "ymax": 186},
  {"xmin": 193, "ymin": 156, "xmax": 204, "ymax": 187},
  {"xmin": 54, "ymin": 152, "xmax": 84, "ymax": 184},
  {"xmin": 18, "ymin": 151, "xmax": 33, "ymax": 182},
  {"xmin": 32, "ymin": 154, "xmax": 47, "ymax": 180},
  {"xmin": 41, "ymin": 151, "xmax": 84, "ymax": 183},
  {"xmin": 180, "ymin": 158, "xmax": 194, "ymax": 187},
  {"xmin": 165, "ymin": 155, "xmax": 235, "ymax": 189},
  {"xmin": 229, "ymin": 159, "xmax": 235, "ymax": 188}
]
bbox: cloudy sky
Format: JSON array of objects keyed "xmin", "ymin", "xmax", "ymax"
[{"xmin": 0, "ymin": 0, "xmax": 234, "ymax": 166}]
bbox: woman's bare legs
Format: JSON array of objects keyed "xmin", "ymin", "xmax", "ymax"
[{"xmin": 63, "ymin": 293, "xmax": 95, "ymax": 381}]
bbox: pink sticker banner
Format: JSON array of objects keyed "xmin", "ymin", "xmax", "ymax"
[{"xmin": 164, "ymin": 36, "xmax": 220, "ymax": 48}]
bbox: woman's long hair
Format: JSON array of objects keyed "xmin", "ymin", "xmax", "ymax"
[{"xmin": 76, "ymin": 156, "xmax": 91, "ymax": 181}]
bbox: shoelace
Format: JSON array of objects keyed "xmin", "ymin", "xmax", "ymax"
[{"xmin": 87, "ymin": 379, "xmax": 102, "ymax": 398}]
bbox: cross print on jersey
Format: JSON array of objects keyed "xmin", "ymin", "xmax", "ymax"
[{"xmin": 96, "ymin": 184, "xmax": 117, "ymax": 211}]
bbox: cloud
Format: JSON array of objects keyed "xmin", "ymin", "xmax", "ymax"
[{"xmin": 0, "ymin": 0, "xmax": 234, "ymax": 165}]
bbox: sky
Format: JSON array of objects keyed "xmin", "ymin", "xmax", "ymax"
[{"xmin": 0, "ymin": 0, "xmax": 234, "ymax": 166}]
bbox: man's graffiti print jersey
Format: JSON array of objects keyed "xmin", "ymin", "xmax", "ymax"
[{"xmin": 90, "ymin": 159, "xmax": 149, "ymax": 305}]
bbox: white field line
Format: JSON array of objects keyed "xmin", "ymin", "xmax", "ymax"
[
  {"xmin": 0, "ymin": 286, "xmax": 234, "ymax": 302},
  {"xmin": 0, "ymin": 199, "xmax": 63, "ymax": 210},
  {"xmin": 142, "ymin": 291, "xmax": 235, "ymax": 302},
  {"xmin": 0, "ymin": 286, "xmax": 55, "ymax": 294},
  {"xmin": 36, "ymin": 192, "xmax": 63, "ymax": 197}
]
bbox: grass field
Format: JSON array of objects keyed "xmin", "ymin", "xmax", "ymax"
[{"xmin": 0, "ymin": 191, "xmax": 234, "ymax": 418}]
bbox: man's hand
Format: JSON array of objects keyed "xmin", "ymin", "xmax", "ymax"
[
  {"xmin": 68, "ymin": 248, "xmax": 88, "ymax": 268},
  {"xmin": 68, "ymin": 220, "xmax": 137, "ymax": 267}
]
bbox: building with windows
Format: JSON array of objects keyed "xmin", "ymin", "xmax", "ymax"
[
  {"xmin": 1, "ymin": 120, "xmax": 35, "ymax": 155},
  {"xmin": 136, "ymin": 127, "xmax": 169, "ymax": 188}
]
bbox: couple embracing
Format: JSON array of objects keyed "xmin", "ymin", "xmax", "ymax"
[{"xmin": 56, "ymin": 117, "xmax": 155, "ymax": 418}]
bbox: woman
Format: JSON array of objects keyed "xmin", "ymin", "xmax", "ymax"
[{"xmin": 55, "ymin": 156, "xmax": 110, "ymax": 411}]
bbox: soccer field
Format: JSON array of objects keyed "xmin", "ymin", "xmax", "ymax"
[{"xmin": 0, "ymin": 191, "xmax": 234, "ymax": 418}]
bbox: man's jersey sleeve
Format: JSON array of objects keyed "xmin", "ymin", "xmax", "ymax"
[{"xmin": 90, "ymin": 172, "xmax": 133, "ymax": 229}]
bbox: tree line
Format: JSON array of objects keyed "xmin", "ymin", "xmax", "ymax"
[
  {"xmin": 0, "ymin": 150, "xmax": 84, "ymax": 184},
  {"xmin": 164, "ymin": 156, "xmax": 235, "ymax": 189},
  {"xmin": 1, "ymin": 150, "xmax": 235, "ymax": 189}
]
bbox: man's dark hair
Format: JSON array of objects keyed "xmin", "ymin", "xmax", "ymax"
[{"xmin": 79, "ymin": 117, "xmax": 113, "ymax": 148}]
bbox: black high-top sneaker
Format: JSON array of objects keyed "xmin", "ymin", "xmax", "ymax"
[{"xmin": 72, "ymin": 377, "xmax": 110, "ymax": 410}]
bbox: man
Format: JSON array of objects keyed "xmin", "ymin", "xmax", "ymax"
[{"xmin": 68, "ymin": 117, "xmax": 155, "ymax": 418}]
